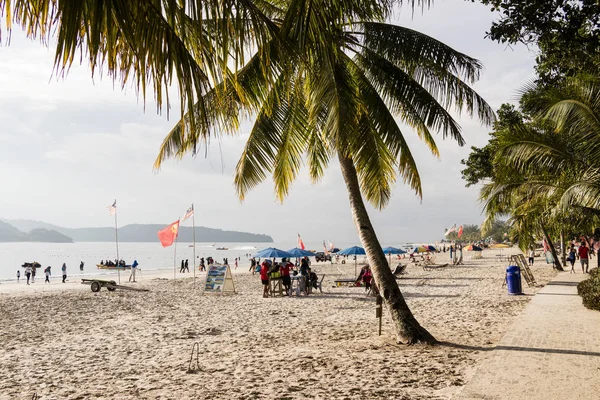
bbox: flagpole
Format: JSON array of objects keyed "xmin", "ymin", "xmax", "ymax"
[
  {"xmin": 173, "ymin": 222, "xmax": 179, "ymax": 281},
  {"xmin": 192, "ymin": 204, "xmax": 196, "ymax": 282},
  {"xmin": 114, "ymin": 200, "xmax": 120, "ymax": 285}
]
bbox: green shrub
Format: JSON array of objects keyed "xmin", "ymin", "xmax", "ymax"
[{"xmin": 577, "ymin": 268, "xmax": 600, "ymax": 311}]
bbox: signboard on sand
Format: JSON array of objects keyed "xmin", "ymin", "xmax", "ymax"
[{"xmin": 204, "ymin": 264, "xmax": 236, "ymax": 294}]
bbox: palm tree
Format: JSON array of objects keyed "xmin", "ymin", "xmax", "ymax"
[
  {"xmin": 157, "ymin": 4, "xmax": 494, "ymax": 344},
  {"xmin": 479, "ymin": 76, "xmax": 600, "ymax": 268},
  {"xmin": 0, "ymin": 0, "xmax": 279, "ymax": 136}
]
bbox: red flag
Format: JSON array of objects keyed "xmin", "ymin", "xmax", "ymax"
[
  {"xmin": 158, "ymin": 220, "xmax": 180, "ymax": 247},
  {"xmin": 298, "ymin": 234, "xmax": 305, "ymax": 250},
  {"xmin": 457, "ymin": 225, "xmax": 464, "ymax": 239}
]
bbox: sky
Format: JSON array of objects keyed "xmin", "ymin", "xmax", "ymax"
[{"xmin": 0, "ymin": 0, "xmax": 537, "ymax": 245}]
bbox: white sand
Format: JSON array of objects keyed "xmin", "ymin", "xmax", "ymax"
[{"xmin": 0, "ymin": 249, "xmax": 557, "ymax": 399}]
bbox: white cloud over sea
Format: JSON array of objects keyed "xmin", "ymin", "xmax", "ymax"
[{"xmin": 0, "ymin": 1, "xmax": 536, "ymax": 245}]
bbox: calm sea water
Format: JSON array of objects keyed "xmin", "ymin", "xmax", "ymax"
[{"xmin": 0, "ymin": 240, "xmax": 418, "ymax": 281}]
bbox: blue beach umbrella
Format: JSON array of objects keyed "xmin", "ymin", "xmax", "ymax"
[
  {"xmin": 382, "ymin": 246, "xmax": 402, "ymax": 254},
  {"xmin": 382, "ymin": 246, "xmax": 406, "ymax": 265},
  {"xmin": 427, "ymin": 245, "xmax": 437, "ymax": 252},
  {"xmin": 286, "ymin": 247, "xmax": 316, "ymax": 257},
  {"xmin": 254, "ymin": 247, "xmax": 294, "ymax": 259},
  {"xmin": 337, "ymin": 246, "xmax": 366, "ymax": 255},
  {"xmin": 337, "ymin": 246, "xmax": 366, "ymax": 277}
]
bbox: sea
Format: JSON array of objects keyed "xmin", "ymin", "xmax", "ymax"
[{"xmin": 0, "ymin": 240, "xmax": 418, "ymax": 281}]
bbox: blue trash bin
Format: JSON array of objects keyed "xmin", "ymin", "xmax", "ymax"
[{"xmin": 506, "ymin": 265, "xmax": 522, "ymax": 295}]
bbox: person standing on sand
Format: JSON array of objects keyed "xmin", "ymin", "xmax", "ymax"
[
  {"xmin": 45, "ymin": 266, "xmax": 51, "ymax": 283},
  {"xmin": 31, "ymin": 265, "xmax": 36, "ymax": 283},
  {"xmin": 250, "ymin": 258, "xmax": 256, "ymax": 274},
  {"xmin": 184, "ymin": 259, "xmax": 189, "ymax": 273},
  {"xmin": 528, "ymin": 248, "xmax": 535, "ymax": 266},
  {"xmin": 234, "ymin": 258, "xmax": 238, "ymax": 270},
  {"xmin": 260, "ymin": 260, "xmax": 271, "ymax": 298},
  {"xmin": 180, "ymin": 260, "xmax": 185, "ymax": 273},
  {"xmin": 61, "ymin": 263, "xmax": 67, "ymax": 283},
  {"xmin": 25, "ymin": 265, "xmax": 31, "ymax": 285},
  {"xmin": 129, "ymin": 260, "xmax": 138, "ymax": 282},
  {"xmin": 80, "ymin": 261, "xmax": 84, "ymax": 271},
  {"xmin": 578, "ymin": 242, "xmax": 589, "ymax": 273},
  {"xmin": 568, "ymin": 245, "xmax": 577, "ymax": 273},
  {"xmin": 280, "ymin": 258, "xmax": 292, "ymax": 295},
  {"xmin": 16, "ymin": 270, "xmax": 20, "ymax": 283}
]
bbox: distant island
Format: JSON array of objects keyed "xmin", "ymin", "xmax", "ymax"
[
  {"xmin": 0, "ymin": 219, "xmax": 273, "ymax": 243},
  {"xmin": 0, "ymin": 221, "xmax": 73, "ymax": 243}
]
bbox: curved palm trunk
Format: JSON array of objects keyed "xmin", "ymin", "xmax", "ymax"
[
  {"xmin": 540, "ymin": 223, "xmax": 564, "ymax": 271},
  {"xmin": 338, "ymin": 152, "xmax": 436, "ymax": 345}
]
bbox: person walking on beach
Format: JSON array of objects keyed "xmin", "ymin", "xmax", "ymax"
[
  {"xmin": 578, "ymin": 242, "xmax": 589, "ymax": 273},
  {"xmin": 234, "ymin": 258, "xmax": 238, "ymax": 270},
  {"xmin": 61, "ymin": 263, "xmax": 67, "ymax": 283},
  {"xmin": 250, "ymin": 258, "xmax": 256, "ymax": 274},
  {"xmin": 528, "ymin": 248, "xmax": 535, "ymax": 266},
  {"xmin": 31, "ymin": 265, "xmax": 36, "ymax": 283},
  {"xmin": 16, "ymin": 270, "xmax": 20, "ymax": 283},
  {"xmin": 180, "ymin": 260, "xmax": 185, "ymax": 273},
  {"xmin": 129, "ymin": 260, "xmax": 138, "ymax": 282},
  {"xmin": 44, "ymin": 266, "xmax": 51, "ymax": 283},
  {"xmin": 80, "ymin": 261, "xmax": 84, "ymax": 271},
  {"xmin": 25, "ymin": 265, "xmax": 31, "ymax": 285},
  {"xmin": 184, "ymin": 259, "xmax": 189, "ymax": 273},
  {"xmin": 568, "ymin": 245, "xmax": 577, "ymax": 273}
]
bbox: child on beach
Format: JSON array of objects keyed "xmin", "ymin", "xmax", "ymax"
[
  {"xmin": 61, "ymin": 263, "xmax": 67, "ymax": 283},
  {"xmin": 16, "ymin": 270, "xmax": 20, "ymax": 283}
]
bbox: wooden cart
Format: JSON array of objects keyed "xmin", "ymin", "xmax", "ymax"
[{"xmin": 81, "ymin": 279, "xmax": 149, "ymax": 293}]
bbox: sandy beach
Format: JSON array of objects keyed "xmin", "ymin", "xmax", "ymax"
[{"xmin": 0, "ymin": 248, "xmax": 558, "ymax": 399}]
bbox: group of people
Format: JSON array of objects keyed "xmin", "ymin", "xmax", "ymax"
[
  {"xmin": 567, "ymin": 242, "xmax": 593, "ymax": 274},
  {"xmin": 18, "ymin": 262, "xmax": 70, "ymax": 285},
  {"xmin": 258, "ymin": 257, "xmax": 319, "ymax": 298},
  {"xmin": 100, "ymin": 259, "xmax": 127, "ymax": 267}
]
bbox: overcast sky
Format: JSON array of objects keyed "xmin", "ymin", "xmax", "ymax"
[{"xmin": 0, "ymin": 0, "xmax": 536, "ymax": 245}]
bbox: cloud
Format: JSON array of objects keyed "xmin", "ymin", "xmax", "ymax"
[{"xmin": 0, "ymin": 3, "xmax": 538, "ymax": 244}]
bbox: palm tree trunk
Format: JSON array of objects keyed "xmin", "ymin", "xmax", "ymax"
[
  {"xmin": 338, "ymin": 151, "xmax": 436, "ymax": 344},
  {"xmin": 540, "ymin": 223, "xmax": 564, "ymax": 271},
  {"xmin": 560, "ymin": 230, "xmax": 566, "ymax": 267}
]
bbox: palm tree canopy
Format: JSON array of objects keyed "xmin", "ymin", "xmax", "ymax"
[{"xmin": 156, "ymin": 3, "xmax": 495, "ymax": 209}]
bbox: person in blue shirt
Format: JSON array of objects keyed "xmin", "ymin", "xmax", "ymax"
[{"xmin": 129, "ymin": 260, "xmax": 139, "ymax": 282}]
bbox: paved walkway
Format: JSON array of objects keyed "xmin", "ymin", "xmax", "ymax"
[{"xmin": 455, "ymin": 271, "xmax": 600, "ymax": 400}]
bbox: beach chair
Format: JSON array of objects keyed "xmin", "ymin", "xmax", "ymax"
[
  {"xmin": 423, "ymin": 263, "xmax": 449, "ymax": 271},
  {"xmin": 316, "ymin": 274, "xmax": 325, "ymax": 293},
  {"xmin": 392, "ymin": 264, "xmax": 407, "ymax": 278}
]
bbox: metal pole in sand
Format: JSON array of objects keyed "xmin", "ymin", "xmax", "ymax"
[
  {"xmin": 114, "ymin": 200, "xmax": 120, "ymax": 285},
  {"xmin": 192, "ymin": 204, "xmax": 196, "ymax": 283},
  {"xmin": 173, "ymin": 232, "xmax": 179, "ymax": 282}
]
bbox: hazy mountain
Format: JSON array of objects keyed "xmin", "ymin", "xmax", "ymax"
[
  {"xmin": 0, "ymin": 221, "xmax": 73, "ymax": 243},
  {"xmin": 1, "ymin": 219, "xmax": 273, "ymax": 243}
]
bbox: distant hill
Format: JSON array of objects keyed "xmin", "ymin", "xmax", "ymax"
[
  {"xmin": 0, "ymin": 221, "xmax": 73, "ymax": 243},
  {"xmin": 1, "ymin": 219, "xmax": 273, "ymax": 243}
]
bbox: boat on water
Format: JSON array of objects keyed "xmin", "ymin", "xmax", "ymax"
[
  {"xmin": 216, "ymin": 247, "xmax": 228, "ymax": 250},
  {"xmin": 97, "ymin": 264, "xmax": 131, "ymax": 270}
]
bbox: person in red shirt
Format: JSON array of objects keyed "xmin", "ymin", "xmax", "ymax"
[
  {"xmin": 578, "ymin": 242, "xmax": 589, "ymax": 273},
  {"xmin": 260, "ymin": 260, "xmax": 271, "ymax": 298},
  {"xmin": 362, "ymin": 265, "xmax": 373, "ymax": 292},
  {"xmin": 280, "ymin": 258, "xmax": 293, "ymax": 296}
]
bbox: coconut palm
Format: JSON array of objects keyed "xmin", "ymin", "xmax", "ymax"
[
  {"xmin": 479, "ymin": 76, "xmax": 600, "ymax": 268},
  {"xmin": 157, "ymin": 3, "xmax": 494, "ymax": 344},
  {"xmin": 0, "ymin": 0, "xmax": 281, "ymax": 135}
]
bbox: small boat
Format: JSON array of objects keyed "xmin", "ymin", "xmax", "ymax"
[
  {"xmin": 216, "ymin": 247, "xmax": 228, "ymax": 250},
  {"xmin": 97, "ymin": 264, "xmax": 131, "ymax": 270}
]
